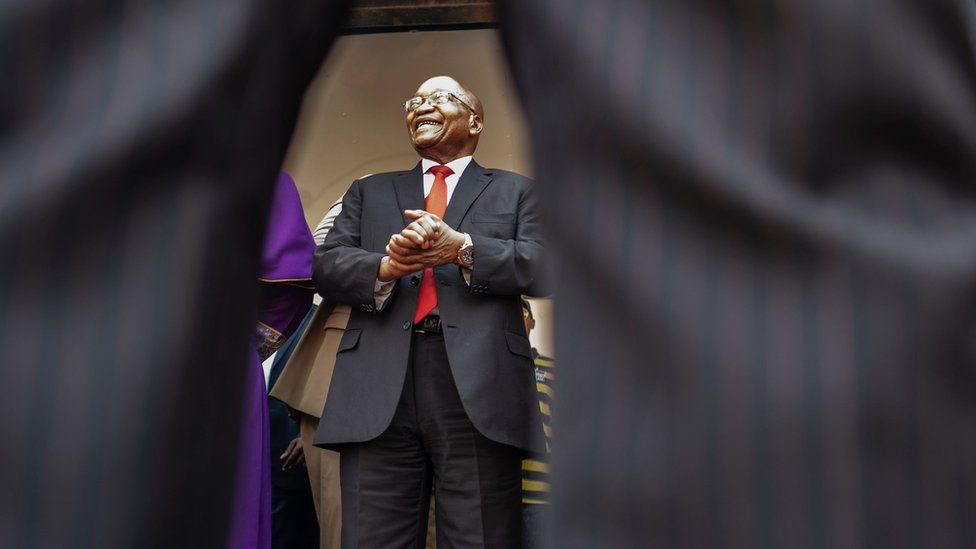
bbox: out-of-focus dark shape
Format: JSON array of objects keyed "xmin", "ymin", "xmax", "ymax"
[
  {"xmin": 4, "ymin": 0, "xmax": 976, "ymax": 547},
  {"xmin": 0, "ymin": 1, "xmax": 350, "ymax": 548},
  {"xmin": 498, "ymin": 0, "xmax": 976, "ymax": 547}
]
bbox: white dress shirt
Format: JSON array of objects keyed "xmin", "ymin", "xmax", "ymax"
[{"xmin": 421, "ymin": 155, "xmax": 473, "ymax": 204}]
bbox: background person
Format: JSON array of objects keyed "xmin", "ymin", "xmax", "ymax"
[
  {"xmin": 228, "ymin": 173, "xmax": 315, "ymax": 549},
  {"xmin": 271, "ymin": 197, "xmax": 347, "ymax": 549},
  {"xmin": 267, "ymin": 310, "xmax": 319, "ymax": 549},
  {"xmin": 519, "ymin": 298, "xmax": 554, "ymax": 549}
]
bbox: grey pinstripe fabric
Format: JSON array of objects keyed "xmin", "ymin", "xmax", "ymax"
[
  {"xmin": 4, "ymin": 1, "xmax": 975, "ymax": 547},
  {"xmin": 498, "ymin": 0, "xmax": 976, "ymax": 547},
  {"xmin": 0, "ymin": 1, "xmax": 349, "ymax": 547}
]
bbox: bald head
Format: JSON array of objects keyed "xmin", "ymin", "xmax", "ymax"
[
  {"xmin": 416, "ymin": 76, "xmax": 484, "ymax": 119},
  {"xmin": 406, "ymin": 76, "xmax": 485, "ymax": 164}
]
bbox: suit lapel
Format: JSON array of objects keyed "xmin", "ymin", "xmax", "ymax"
[
  {"xmin": 392, "ymin": 163, "xmax": 424, "ymax": 226},
  {"xmin": 443, "ymin": 161, "xmax": 492, "ymax": 229}
]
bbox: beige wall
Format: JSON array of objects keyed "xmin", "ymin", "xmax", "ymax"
[{"xmin": 282, "ymin": 29, "xmax": 553, "ymax": 356}]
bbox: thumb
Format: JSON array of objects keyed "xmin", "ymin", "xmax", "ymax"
[{"xmin": 404, "ymin": 209, "xmax": 427, "ymax": 220}]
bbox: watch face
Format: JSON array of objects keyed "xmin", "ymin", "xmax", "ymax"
[{"xmin": 460, "ymin": 246, "xmax": 474, "ymax": 265}]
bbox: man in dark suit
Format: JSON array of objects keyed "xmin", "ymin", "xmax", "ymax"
[{"xmin": 312, "ymin": 75, "xmax": 548, "ymax": 547}]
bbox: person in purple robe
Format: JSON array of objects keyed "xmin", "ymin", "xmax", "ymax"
[{"xmin": 227, "ymin": 172, "xmax": 315, "ymax": 549}]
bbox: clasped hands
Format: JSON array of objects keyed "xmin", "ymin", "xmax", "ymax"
[{"xmin": 377, "ymin": 209, "xmax": 466, "ymax": 282}]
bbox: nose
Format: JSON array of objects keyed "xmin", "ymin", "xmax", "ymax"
[{"xmin": 414, "ymin": 98, "xmax": 436, "ymax": 114}]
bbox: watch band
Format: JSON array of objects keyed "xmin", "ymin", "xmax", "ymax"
[{"xmin": 457, "ymin": 234, "xmax": 474, "ymax": 269}]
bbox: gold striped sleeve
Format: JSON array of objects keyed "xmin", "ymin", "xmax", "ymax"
[
  {"xmin": 539, "ymin": 402, "xmax": 551, "ymax": 416},
  {"xmin": 536, "ymin": 383, "xmax": 554, "ymax": 397},
  {"xmin": 522, "ymin": 460, "xmax": 550, "ymax": 473},
  {"xmin": 522, "ymin": 479, "xmax": 551, "ymax": 492}
]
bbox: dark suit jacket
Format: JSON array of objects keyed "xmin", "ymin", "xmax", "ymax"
[{"xmin": 312, "ymin": 161, "xmax": 548, "ymax": 454}]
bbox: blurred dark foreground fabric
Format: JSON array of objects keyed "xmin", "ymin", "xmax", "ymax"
[{"xmin": 3, "ymin": 1, "xmax": 976, "ymax": 547}]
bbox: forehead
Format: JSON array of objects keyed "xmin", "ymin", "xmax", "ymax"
[{"xmin": 415, "ymin": 77, "xmax": 462, "ymax": 96}]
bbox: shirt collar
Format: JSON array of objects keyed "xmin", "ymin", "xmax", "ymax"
[{"xmin": 421, "ymin": 155, "xmax": 474, "ymax": 178}]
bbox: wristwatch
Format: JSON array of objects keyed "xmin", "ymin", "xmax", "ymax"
[{"xmin": 457, "ymin": 233, "xmax": 474, "ymax": 269}]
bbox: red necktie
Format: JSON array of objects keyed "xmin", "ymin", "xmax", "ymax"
[{"xmin": 413, "ymin": 165, "xmax": 453, "ymax": 323}]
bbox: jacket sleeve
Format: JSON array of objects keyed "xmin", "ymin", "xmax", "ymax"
[
  {"xmin": 313, "ymin": 178, "xmax": 388, "ymax": 311},
  {"xmin": 467, "ymin": 179, "xmax": 551, "ymax": 298}
]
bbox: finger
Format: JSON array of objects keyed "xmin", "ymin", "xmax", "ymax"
[
  {"xmin": 390, "ymin": 242, "xmax": 432, "ymax": 260},
  {"xmin": 416, "ymin": 215, "xmax": 440, "ymax": 235},
  {"xmin": 401, "ymin": 228, "xmax": 426, "ymax": 247},
  {"xmin": 389, "ymin": 252, "xmax": 425, "ymax": 269},
  {"xmin": 390, "ymin": 257, "xmax": 424, "ymax": 273},
  {"xmin": 391, "ymin": 233, "xmax": 411, "ymax": 246},
  {"xmin": 387, "ymin": 250, "xmax": 408, "ymax": 265},
  {"xmin": 407, "ymin": 221, "xmax": 431, "ymax": 241},
  {"xmin": 392, "ymin": 233, "xmax": 420, "ymax": 249},
  {"xmin": 390, "ymin": 233, "xmax": 418, "ymax": 249},
  {"xmin": 388, "ymin": 240, "xmax": 416, "ymax": 257},
  {"xmin": 388, "ymin": 254, "xmax": 409, "ymax": 266},
  {"xmin": 416, "ymin": 219, "xmax": 441, "ymax": 248},
  {"xmin": 405, "ymin": 209, "xmax": 443, "ymax": 223}
]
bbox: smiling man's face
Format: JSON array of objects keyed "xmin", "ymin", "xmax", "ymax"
[{"xmin": 405, "ymin": 76, "xmax": 483, "ymax": 163}]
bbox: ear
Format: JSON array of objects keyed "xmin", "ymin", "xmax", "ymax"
[{"xmin": 468, "ymin": 114, "xmax": 483, "ymax": 136}]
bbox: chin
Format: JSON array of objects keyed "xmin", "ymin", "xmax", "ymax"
[{"xmin": 412, "ymin": 138, "xmax": 439, "ymax": 150}]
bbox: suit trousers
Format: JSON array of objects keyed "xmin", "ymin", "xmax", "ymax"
[
  {"xmin": 339, "ymin": 331, "xmax": 522, "ymax": 549},
  {"xmin": 299, "ymin": 415, "xmax": 343, "ymax": 549}
]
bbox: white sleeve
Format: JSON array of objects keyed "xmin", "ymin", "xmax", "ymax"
[
  {"xmin": 373, "ymin": 278, "xmax": 396, "ymax": 310},
  {"xmin": 312, "ymin": 197, "xmax": 344, "ymax": 247}
]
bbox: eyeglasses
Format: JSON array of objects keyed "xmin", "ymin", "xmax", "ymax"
[{"xmin": 404, "ymin": 90, "xmax": 476, "ymax": 114}]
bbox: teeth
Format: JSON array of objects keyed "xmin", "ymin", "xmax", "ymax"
[{"xmin": 418, "ymin": 121, "xmax": 440, "ymax": 128}]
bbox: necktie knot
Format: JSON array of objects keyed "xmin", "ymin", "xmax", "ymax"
[{"xmin": 428, "ymin": 165, "xmax": 453, "ymax": 178}]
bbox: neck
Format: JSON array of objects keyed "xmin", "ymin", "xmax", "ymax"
[{"xmin": 418, "ymin": 148, "xmax": 474, "ymax": 165}]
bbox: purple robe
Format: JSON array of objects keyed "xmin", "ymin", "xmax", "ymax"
[{"xmin": 227, "ymin": 172, "xmax": 314, "ymax": 549}]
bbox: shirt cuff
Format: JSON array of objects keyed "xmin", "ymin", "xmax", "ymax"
[{"xmin": 373, "ymin": 278, "xmax": 396, "ymax": 310}]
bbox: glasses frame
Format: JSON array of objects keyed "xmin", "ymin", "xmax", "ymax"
[{"xmin": 403, "ymin": 90, "xmax": 477, "ymax": 114}]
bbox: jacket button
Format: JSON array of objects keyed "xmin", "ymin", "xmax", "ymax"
[
  {"xmin": 403, "ymin": 320, "xmax": 411, "ymax": 331},
  {"xmin": 410, "ymin": 276, "xmax": 420, "ymax": 286}
]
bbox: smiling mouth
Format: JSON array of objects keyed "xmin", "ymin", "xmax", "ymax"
[{"xmin": 415, "ymin": 121, "xmax": 442, "ymax": 131}]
